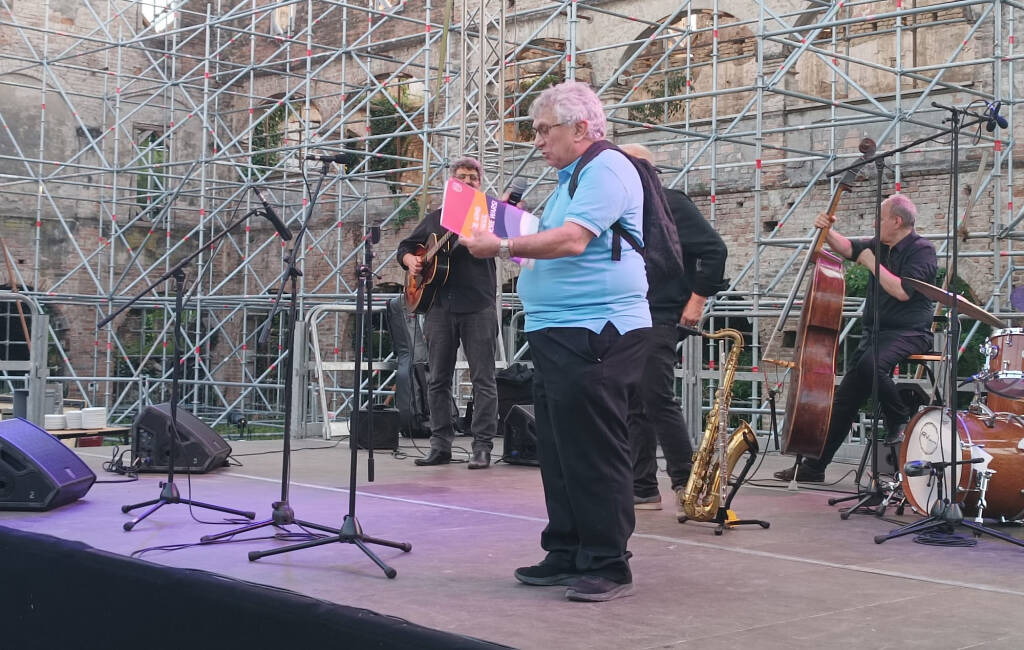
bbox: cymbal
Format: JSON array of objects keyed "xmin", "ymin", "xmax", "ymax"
[{"xmin": 904, "ymin": 278, "xmax": 1006, "ymax": 329}]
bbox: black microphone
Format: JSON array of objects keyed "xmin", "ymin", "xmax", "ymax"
[
  {"xmin": 985, "ymin": 101, "xmax": 1008, "ymax": 132},
  {"xmin": 252, "ymin": 187, "xmax": 293, "ymax": 241},
  {"xmin": 303, "ymin": 151, "xmax": 360, "ymax": 167},
  {"xmin": 903, "ymin": 460, "xmax": 932, "ymax": 477},
  {"xmin": 507, "ymin": 176, "xmax": 529, "ymax": 206}
]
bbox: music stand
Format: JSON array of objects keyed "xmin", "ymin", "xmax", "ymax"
[
  {"xmin": 101, "ymin": 208, "xmax": 261, "ymax": 530},
  {"xmin": 875, "ymin": 103, "xmax": 1024, "ymax": 548},
  {"xmin": 246, "ymin": 225, "xmax": 412, "ymax": 576}
]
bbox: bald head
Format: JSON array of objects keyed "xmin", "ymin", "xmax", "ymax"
[{"xmin": 619, "ymin": 143, "xmax": 655, "ymax": 164}]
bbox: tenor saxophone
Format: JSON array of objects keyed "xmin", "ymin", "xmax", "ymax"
[{"xmin": 681, "ymin": 328, "xmax": 759, "ymax": 522}]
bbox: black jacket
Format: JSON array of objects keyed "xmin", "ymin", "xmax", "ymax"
[
  {"xmin": 396, "ymin": 208, "xmax": 496, "ymax": 314},
  {"xmin": 649, "ymin": 188, "xmax": 728, "ymax": 325}
]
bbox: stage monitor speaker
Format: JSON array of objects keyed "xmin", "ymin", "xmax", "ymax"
[
  {"xmin": 352, "ymin": 407, "xmax": 400, "ymax": 450},
  {"xmin": 0, "ymin": 418, "xmax": 96, "ymax": 511},
  {"xmin": 132, "ymin": 404, "xmax": 231, "ymax": 473},
  {"xmin": 502, "ymin": 404, "xmax": 539, "ymax": 466}
]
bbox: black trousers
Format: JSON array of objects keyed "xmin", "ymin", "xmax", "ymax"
[
  {"xmin": 806, "ymin": 329, "xmax": 933, "ymax": 471},
  {"xmin": 423, "ymin": 305, "xmax": 498, "ymax": 453},
  {"xmin": 630, "ymin": 324, "xmax": 694, "ymax": 497},
  {"xmin": 528, "ymin": 323, "xmax": 648, "ymax": 583}
]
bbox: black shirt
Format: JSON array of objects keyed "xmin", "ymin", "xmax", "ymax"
[
  {"xmin": 849, "ymin": 231, "xmax": 937, "ymax": 333},
  {"xmin": 649, "ymin": 188, "xmax": 729, "ymax": 325},
  {"xmin": 396, "ymin": 208, "xmax": 496, "ymax": 314}
]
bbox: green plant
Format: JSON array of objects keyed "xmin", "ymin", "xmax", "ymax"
[
  {"xmin": 628, "ymin": 72, "xmax": 689, "ymax": 124},
  {"xmin": 251, "ymin": 104, "xmax": 287, "ymax": 172}
]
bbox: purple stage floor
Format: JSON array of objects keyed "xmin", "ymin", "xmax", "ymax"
[{"xmin": 2, "ymin": 437, "xmax": 1023, "ymax": 649}]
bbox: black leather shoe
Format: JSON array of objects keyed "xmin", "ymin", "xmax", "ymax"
[
  {"xmin": 414, "ymin": 449, "xmax": 452, "ymax": 466},
  {"xmin": 468, "ymin": 449, "xmax": 491, "ymax": 469},
  {"xmin": 883, "ymin": 423, "xmax": 906, "ymax": 446},
  {"xmin": 773, "ymin": 464, "xmax": 825, "ymax": 483}
]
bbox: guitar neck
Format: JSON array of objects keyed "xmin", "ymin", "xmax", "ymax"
[{"xmin": 423, "ymin": 231, "xmax": 455, "ymax": 262}]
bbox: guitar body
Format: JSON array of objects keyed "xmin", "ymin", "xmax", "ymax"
[{"xmin": 404, "ymin": 232, "xmax": 451, "ymax": 314}]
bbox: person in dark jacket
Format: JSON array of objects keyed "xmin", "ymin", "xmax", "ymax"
[
  {"xmin": 619, "ymin": 143, "xmax": 729, "ymax": 518},
  {"xmin": 396, "ymin": 157, "xmax": 498, "ymax": 469}
]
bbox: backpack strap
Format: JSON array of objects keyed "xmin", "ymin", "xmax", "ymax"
[{"xmin": 568, "ymin": 140, "xmax": 645, "ymax": 261}]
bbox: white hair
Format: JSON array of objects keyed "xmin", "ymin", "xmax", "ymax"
[
  {"xmin": 884, "ymin": 193, "xmax": 917, "ymax": 228},
  {"xmin": 529, "ymin": 80, "xmax": 607, "ymax": 141},
  {"xmin": 450, "ymin": 156, "xmax": 482, "ymax": 177}
]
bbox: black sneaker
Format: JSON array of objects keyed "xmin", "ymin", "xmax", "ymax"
[
  {"xmin": 514, "ymin": 564, "xmax": 580, "ymax": 586},
  {"xmin": 565, "ymin": 576, "xmax": 635, "ymax": 602}
]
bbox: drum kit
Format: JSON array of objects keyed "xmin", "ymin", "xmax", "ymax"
[{"xmin": 895, "ymin": 279, "xmax": 1024, "ymax": 525}]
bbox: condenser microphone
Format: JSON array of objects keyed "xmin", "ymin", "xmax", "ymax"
[
  {"xmin": 507, "ymin": 177, "xmax": 529, "ymax": 206},
  {"xmin": 303, "ymin": 151, "xmax": 361, "ymax": 167},
  {"xmin": 985, "ymin": 101, "xmax": 1008, "ymax": 132},
  {"xmin": 252, "ymin": 186, "xmax": 292, "ymax": 241}
]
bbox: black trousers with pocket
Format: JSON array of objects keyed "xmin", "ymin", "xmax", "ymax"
[{"xmin": 527, "ymin": 322, "xmax": 648, "ymax": 583}]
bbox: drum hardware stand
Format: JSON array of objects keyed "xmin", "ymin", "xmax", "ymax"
[
  {"xmin": 875, "ymin": 103, "xmax": 1024, "ymax": 549},
  {"xmin": 202, "ymin": 161, "xmax": 343, "ymax": 545},
  {"xmin": 99, "ymin": 204, "xmax": 263, "ymax": 530},
  {"xmin": 246, "ymin": 225, "xmax": 412, "ymax": 576},
  {"xmin": 973, "ymin": 470, "xmax": 995, "ymax": 524}
]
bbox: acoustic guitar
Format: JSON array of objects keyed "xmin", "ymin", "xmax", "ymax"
[{"xmin": 403, "ymin": 231, "xmax": 455, "ymax": 314}]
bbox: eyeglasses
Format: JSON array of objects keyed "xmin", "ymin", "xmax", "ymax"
[
  {"xmin": 454, "ymin": 172, "xmax": 480, "ymax": 183},
  {"xmin": 533, "ymin": 122, "xmax": 567, "ymax": 139}
]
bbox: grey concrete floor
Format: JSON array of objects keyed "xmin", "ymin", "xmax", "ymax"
[{"xmin": 2, "ymin": 436, "xmax": 1023, "ymax": 650}]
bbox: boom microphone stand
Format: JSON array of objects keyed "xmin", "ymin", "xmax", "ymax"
[
  {"xmin": 827, "ymin": 155, "xmax": 888, "ymax": 518},
  {"xmin": 875, "ymin": 102, "xmax": 1024, "ymax": 548},
  {"xmin": 203, "ymin": 163, "xmax": 343, "ymax": 544},
  {"xmin": 247, "ymin": 225, "xmax": 412, "ymax": 576},
  {"xmin": 102, "ymin": 208, "xmax": 261, "ymax": 531}
]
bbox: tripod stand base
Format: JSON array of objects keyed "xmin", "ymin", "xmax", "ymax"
[
  {"xmin": 875, "ymin": 512, "xmax": 1024, "ymax": 548},
  {"xmin": 830, "ymin": 491, "xmax": 884, "ymax": 520},
  {"xmin": 248, "ymin": 514, "xmax": 412, "ymax": 578},
  {"xmin": 200, "ymin": 500, "xmax": 341, "ymax": 542},
  {"xmin": 121, "ymin": 480, "xmax": 256, "ymax": 531}
]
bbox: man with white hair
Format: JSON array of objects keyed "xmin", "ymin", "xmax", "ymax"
[
  {"xmin": 775, "ymin": 194, "xmax": 937, "ymax": 482},
  {"xmin": 461, "ymin": 81, "xmax": 648, "ymax": 601},
  {"xmin": 397, "ymin": 156, "xmax": 498, "ymax": 470}
]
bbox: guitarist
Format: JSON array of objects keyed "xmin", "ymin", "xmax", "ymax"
[{"xmin": 396, "ymin": 157, "xmax": 498, "ymax": 469}]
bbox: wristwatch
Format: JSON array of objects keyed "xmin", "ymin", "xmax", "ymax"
[{"xmin": 498, "ymin": 238, "xmax": 511, "ymax": 259}]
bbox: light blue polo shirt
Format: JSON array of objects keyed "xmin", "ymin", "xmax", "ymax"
[{"xmin": 517, "ymin": 148, "xmax": 650, "ymax": 333}]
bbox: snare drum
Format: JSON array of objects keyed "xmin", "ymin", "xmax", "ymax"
[
  {"xmin": 983, "ymin": 328, "xmax": 1024, "ymax": 398},
  {"xmin": 899, "ymin": 406, "xmax": 1024, "ymax": 520}
]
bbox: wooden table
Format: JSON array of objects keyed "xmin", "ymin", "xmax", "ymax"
[{"xmin": 49, "ymin": 426, "xmax": 131, "ymax": 446}]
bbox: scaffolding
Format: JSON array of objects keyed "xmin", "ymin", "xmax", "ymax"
[{"xmin": 0, "ymin": 0, "xmax": 1020, "ymax": 438}]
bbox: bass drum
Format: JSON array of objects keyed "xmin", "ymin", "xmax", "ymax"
[{"xmin": 899, "ymin": 406, "xmax": 1024, "ymax": 520}]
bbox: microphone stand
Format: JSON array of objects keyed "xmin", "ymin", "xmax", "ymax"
[
  {"xmin": 247, "ymin": 224, "xmax": 412, "ymax": 576},
  {"xmin": 103, "ymin": 208, "xmax": 261, "ymax": 530},
  {"xmin": 202, "ymin": 163, "xmax": 344, "ymax": 544},
  {"xmin": 874, "ymin": 104, "xmax": 1024, "ymax": 548},
  {"xmin": 828, "ymin": 156, "xmax": 888, "ymax": 518}
]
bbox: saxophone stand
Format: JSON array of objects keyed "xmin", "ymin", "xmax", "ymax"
[
  {"xmin": 99, "ymin": 208, "xmax": 263, "ymax": 530},
  {"xmin": 875, "ymin": 102, "xmax": 1024, "ymax": 550},
  {"xmin": 682, "ymin": 447, "xmax": 770, "ymax": 535},
  {"xmin": 247, "ymin": 226, "xmax": 412, "ymax": 576},
  {"xmin": 202, "ymin": 166, "xmax": 343, "ymax": 545}
]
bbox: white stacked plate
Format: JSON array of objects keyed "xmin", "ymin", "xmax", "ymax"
[
  {"xmin": 44, "ymin": 413, "xmax": 67, "ymax": 430},
  {"xmin": 81, "ymin": 407, "xmax": 107, "ymax": 429},
  {"xmin": 65, "ymin": 410, "xmax": 83, "ymax": 429}
]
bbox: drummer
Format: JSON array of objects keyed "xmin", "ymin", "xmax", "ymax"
[{"xmin": 775, "ymin": 194, "xmax": 937, "ymax": 483}]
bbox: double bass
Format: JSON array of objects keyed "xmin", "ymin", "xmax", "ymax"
[{"xmin": 771, "ymin": 138, "xmax": 876, "ymax": 459}]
